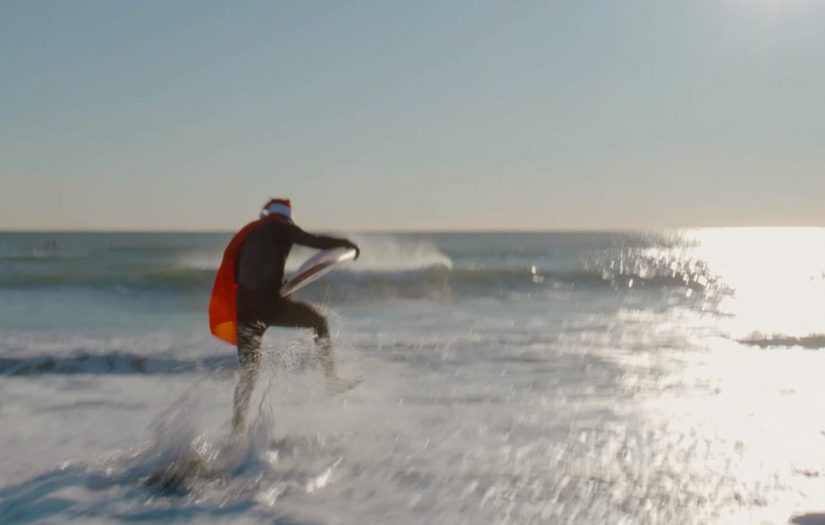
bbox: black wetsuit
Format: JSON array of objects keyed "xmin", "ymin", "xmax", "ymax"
[
  {"xmin": 229, "ymin": 218, "xmax": 357, "ymax": 434},
  {"xmin": 234, "ymin": 219, "xmax": 355, "ymax": 356}
]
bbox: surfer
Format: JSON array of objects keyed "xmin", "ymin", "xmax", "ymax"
[{"xmin": 209, "ymin": 198, "xmax": 360, "ymax": 435}]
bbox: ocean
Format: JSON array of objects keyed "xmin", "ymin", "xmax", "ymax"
[{"xmin": 1, "ymin": 229, "xmax": 824, "ymax": 524}]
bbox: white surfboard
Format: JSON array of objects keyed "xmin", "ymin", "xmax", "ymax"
[{"xmin": 279, "ymin": 247, "xmax": 357, "ymax": 297}]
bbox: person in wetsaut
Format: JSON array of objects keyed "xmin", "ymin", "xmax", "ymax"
[{"xmin": 208, "ymin": 198, "xmax": 360, "ymax": 435}]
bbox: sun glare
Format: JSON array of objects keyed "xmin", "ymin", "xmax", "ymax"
[{"xmin": 686, "ymin": 228, "xmax": 825, "ymax": 339}]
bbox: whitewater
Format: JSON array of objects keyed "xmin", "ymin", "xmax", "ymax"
[{"xmin": 1, "ymin": 229, "xmax": 825, "ymax": 524}]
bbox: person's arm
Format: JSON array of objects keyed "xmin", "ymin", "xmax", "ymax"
[{"xmin": 287, "ymin": 224, "xmax": 360, "ymax": 258}]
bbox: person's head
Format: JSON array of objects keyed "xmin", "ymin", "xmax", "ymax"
[{"xmin": 260, "ymin": 198, "xmax": 293, "ymax": 221}]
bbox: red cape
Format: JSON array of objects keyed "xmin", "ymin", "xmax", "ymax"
[{"xmin": 208, "ymin": 215, "xmax": 285, "ymax": 345}]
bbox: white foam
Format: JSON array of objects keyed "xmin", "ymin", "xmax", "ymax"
[
  {"xmin": 177, "ymin": 252, "xmax": 222, "ymax": 271},
  {"xmin": 332, "ymin": 235, "xmax": 452, "ymax": 272}
]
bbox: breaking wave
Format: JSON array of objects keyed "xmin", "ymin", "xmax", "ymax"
[
  {"xmin": 338, "ymin": 235, "xmax": 453, "ymax": 272},
  {"xmin": 175, "ymin": 235, "xmax": 454, "ymax": 273}
]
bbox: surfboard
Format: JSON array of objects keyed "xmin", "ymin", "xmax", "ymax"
[{"xmin": 279, "ymin": 247, "xmax": 357, "ymax": 297}]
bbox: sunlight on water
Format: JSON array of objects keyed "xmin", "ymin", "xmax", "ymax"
[
  {"xmin": 620, "ymin": 228, "xmax": 825, "ymax": 340},
  {"xmin": 688, "ymin": 228, "xmax": 825, "ymax": 339},
  {"xmin": 610, "ymin": 228, "xmax": 825, "ymax": 524}
]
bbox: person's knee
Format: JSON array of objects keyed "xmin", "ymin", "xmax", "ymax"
[
  {"xmin": 237, "ymin": 321, "xmax": 265, "ymax": 366},
  {"xmin": 237, "ymin": 348, "xmax": 260, "ymax": 371},
  {"xmin": 314, "ymin": 316, "xmax": 330, "ymax": 340},
  {"xmin": 237, "ymin": 319, "xmax": 265, "ymax": 342}
]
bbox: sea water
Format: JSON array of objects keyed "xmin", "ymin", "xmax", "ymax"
[{"xmin": 1, "ymin": 229, "xmax": 824, "ymax": 524}]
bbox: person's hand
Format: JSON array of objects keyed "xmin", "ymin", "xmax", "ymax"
[{"xmin": 345, "ymin": 241, "xmax": 360, "ymax": 260}]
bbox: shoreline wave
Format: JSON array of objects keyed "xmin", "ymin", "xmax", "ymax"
[
  {"xmin": 737, "ymin": 334, "xmax": 825, "ymax": 350},
  {"xmin": 0, "ymin": 352, "xmax": 235, "ymax": 376}
]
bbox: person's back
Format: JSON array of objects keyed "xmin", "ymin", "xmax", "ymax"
[{"xmin": 235, "ymin": 220, "xmax": 294, "ymax": 294}]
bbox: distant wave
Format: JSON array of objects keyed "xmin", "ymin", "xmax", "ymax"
[
  {"xmin": 737, "ymin": 334, "xmax": 825, "ymax": 349},
  {"xmin": 0, "ymin": 352, "xmax": 235, "ymax": 376},
  {"xmin": 1, "ymin": 235, "xmax": 736, "ymax": 299},
  {"xmin": 0, "ymin": 263, "xmax": 719, "ymax": 299}
]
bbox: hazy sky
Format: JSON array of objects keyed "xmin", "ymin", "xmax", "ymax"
[{"xmin": 2, "ymin": 0, "xmax": 824, "ymax": 231}]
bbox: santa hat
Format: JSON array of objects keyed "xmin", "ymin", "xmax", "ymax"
[{"xmin": 260, "ymin": 198, "xmax": 292, "ymax": 220}]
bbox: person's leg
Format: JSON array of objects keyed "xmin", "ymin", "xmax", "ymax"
[
  {"xmin": 270, "ymin": 300, "xmax": 338, "ymax": 380},
  {"xmin": 232, "ymin": 320, "xmax": 265, "ymax": 436}
]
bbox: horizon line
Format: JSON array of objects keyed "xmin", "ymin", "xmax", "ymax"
[{"xmin": 2, "ymin": 225, "xmax": 824, "ymax": 235}]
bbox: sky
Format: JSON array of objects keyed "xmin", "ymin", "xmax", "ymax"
[{"xmin": 1, "ymin": 0, "xmax": 824, "ymax": 231}]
